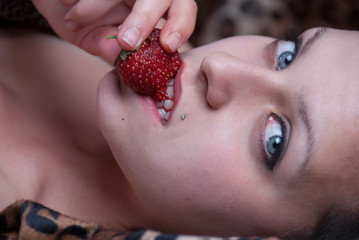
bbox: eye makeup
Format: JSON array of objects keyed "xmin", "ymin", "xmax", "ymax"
[
  {"xmin": 264, "ymin": 29, "xmax": 302, "ymax": 70},
  {"xmin": 259, "ymin": 113, "xmax": 290, "ymax": 171}
]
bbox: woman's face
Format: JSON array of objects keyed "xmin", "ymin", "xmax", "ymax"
[{"xmin": 98, "ymin": 28, "xmax": 359, "ymax": 236}]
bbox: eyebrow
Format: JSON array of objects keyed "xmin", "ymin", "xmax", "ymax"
[
  {"xmin": 297, "ymin": 91, "xmax": 316, "ymax": 173},
  {"xmin": 294, "ymin": 28, "xmax": 327, "ymax": 173},
  {"xmin": 296, "ymin": 27, "xmax": 327, "ymax": 61}
]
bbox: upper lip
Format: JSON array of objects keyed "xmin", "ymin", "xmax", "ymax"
[{"xmin": 168, "ymin": 64, "xmax": 184, "ymax": 124}]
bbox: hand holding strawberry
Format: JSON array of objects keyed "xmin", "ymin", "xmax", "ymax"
[
  {"xmin": 39, "ymin": 0, "xmax": 198, "ymax": 63},
  {"xmin": 114, "ymin": 29, "xmax": 182, "ymax": 102}
]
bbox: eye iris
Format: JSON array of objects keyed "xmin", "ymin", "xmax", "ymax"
[
  {"xmin": 266, "ymin": 135, "xmax": 282, "ymax": 156},
  {"xmin": 278, "ymin": 51, "xmax": 294, "ymax": 69}
]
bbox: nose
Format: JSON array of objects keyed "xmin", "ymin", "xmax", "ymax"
[{"xmin": 200, "ymin": 52, "xmax": 281, "ymax": 109}]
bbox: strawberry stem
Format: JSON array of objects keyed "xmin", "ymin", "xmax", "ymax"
[{"xmin": 106, "ymin": 35, "xmax": 117, "ymax": 39}]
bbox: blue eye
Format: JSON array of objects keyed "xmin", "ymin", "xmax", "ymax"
[
  {"xmin": 275, "ymin": 30, "xmax": 301, "ymax": 70},
  {"xmin": 263, "ymin": 113, "xmax": 289, "ymax": 171},
  {"xmin": 276, "ymin": 41, "xmax": 296, "ymax": 70},
  {"xmin": 276, "ymin": 41, "xmax": 299, "ymax": 70}
]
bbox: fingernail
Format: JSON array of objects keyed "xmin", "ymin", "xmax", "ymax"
[
  {"xmin": 121, "ymin": 26, "xmax": 141, "ymax": 49},
  {"xmin": 65, "ymin": 20, "xmax": 79, "ymax": 31},
  {"xmin": 167, "ymin": 32, "xmax": 182, "ymax": 52}
]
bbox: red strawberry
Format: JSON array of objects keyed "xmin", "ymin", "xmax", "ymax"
[{"xmin": 115, "ymin": 28, "xmax": 182, "ymax": 102}]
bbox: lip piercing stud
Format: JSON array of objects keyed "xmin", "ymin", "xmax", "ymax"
[{"xmin": 181, "ymin": 114, "xmax": 186, "ymax": 120}]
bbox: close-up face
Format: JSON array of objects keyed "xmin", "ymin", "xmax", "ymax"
[{"xmin": 97, "ymin": 28, "xmax": 359, "ymax": 237}]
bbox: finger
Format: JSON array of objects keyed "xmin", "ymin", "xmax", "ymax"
[
  {"xmin": 59, "ymin": 0, "xmax": 78, "ymax": 7},
  {"xmin": 160, "ymin": 0, "xmax": 197, "ymax": 52},
  {"xmin": 77, "ymin": 25, "xmax": 122, "ymax": 64},
  {"xmin": 69, "ymin": 4, "xmax": 130, "ymax": 63},
  {"xmin": 123, "ymin": 0, "xmax": 135, "ymax": 7},
  {"xmin": 64, "ymin": 0, "xmax": 123, "ymax": 27},
  {"xmin": 117, "ymin": 0, "xmax": 172, "ymax": 50}
]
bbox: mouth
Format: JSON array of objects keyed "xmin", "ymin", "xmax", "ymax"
[{"xmin": 155, "ymin": 78, "xmax": 175, "ymax": 125}]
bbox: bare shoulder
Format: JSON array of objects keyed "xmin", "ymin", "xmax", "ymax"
[
  {"xmin": 0, "ymin": 26, "xmax": 113, "ymax": 152},
  {"xmin": 0, "ymin": 26, "xmax": 115, "ymax": 209}
]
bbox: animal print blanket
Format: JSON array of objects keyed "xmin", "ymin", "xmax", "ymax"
[{"xmin": 0, "ymin": 200, "xmax": 280, "ymax": 240}]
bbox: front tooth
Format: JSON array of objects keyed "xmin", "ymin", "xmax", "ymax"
[
  {"xmin": 158, "ymin": 108, "xmax": 167, "ymax": 118},
  {"xmin": 164, "ymin": 99, "xmax": 173, "ymax": 110},
  {"xmin": 156, "ymin": 101, "xmax": 164, "ymax": 108},
  {"xmin": 163, "ymin": 111, "xmax": 171, "ymax": 120},
  {"xmin": 166, "ymin": 86, "xmax": 174, "ymax": 98},
  {"xmin": 169, "ymin": 78, "xmax": 174, "ymax": 86}
]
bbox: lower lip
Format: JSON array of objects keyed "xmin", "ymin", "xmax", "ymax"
[{"xmin": 138, "ymin": 95, "xmax": 161, "ymax": 124}]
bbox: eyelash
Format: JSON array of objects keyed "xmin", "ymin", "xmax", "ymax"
[
  {"xmin": 274, "ymin": 29, "xmax": 302, "ymax": 70},
  {"xmin": 259, "ymin": 113, "xmax": 290, "ymax": 171}
]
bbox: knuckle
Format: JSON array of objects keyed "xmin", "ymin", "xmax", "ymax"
[{"xmin": 137, "ymin": 11, "xmax": 155, "ymax": 26}]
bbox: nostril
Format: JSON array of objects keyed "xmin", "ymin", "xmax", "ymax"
[
  {"xmin": 206, "ymin": 84, "xmax": 231, "ymax": 109},
  {"xmin": 200, "ymin": 52, "xmax": 236, "ymax": 109}
]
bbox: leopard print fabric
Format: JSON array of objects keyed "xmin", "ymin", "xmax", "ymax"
[
  {"xmin": 192, "ymin": 0, "xmax": 359, "ymax": 46},
  {"xmin": 0, "ymin": 200, "xmax": 280, "ymax": 240}
]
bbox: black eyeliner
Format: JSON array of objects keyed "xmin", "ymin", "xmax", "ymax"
[
  {"xmin": 273, "ymin": 28, "xmax": 302, "ymax": 70},
  {"xmin": 261, "ymin": 113, "xmax": 289, "ymax": 171},
  {"xmin": 288, "ymin": 28, "xmax": 302, "ymax": 58}
]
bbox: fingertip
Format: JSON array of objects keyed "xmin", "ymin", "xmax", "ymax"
[
  {"xmin": 161, "ymin": 0, "xmax": 197, "ymax": 52},
  {"xmin": 117, "ymin": 25, "xmax": 143, "ymax": 50},
  {"xmin": 64, "ymin": 8, "xmax": 83, "ymax": 31},
  {"xmin": 65, "ymin": 19, "xmax": 82, "ymax": 32},
  {"xmin": 164, "ymin": 31, "xmax": 183, "ymax": 53}
]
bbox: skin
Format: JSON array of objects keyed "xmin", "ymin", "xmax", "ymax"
[
  {"xmin": 1, "ymin": 25, "xmax": 359, "ymax": 238},
  {"xmin": 97, "ymin": 27, "xmax": 359, "ymax": 236}
]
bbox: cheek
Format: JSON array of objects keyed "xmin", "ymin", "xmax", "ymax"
[{"xmin": 134, "ymin": 134, "xmax": 259, "ymax": 213}]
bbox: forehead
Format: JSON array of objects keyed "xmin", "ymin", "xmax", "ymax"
[{"xmin": 294, "ymin": 29, "xmax": 359, "ymax": 205}]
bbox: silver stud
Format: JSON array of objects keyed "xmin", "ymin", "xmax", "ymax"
[{"xmin": 181, "ymin": 114, "xmax": 186, "ymax": 120}]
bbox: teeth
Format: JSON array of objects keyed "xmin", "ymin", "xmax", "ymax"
[
  {"xmin": 157, "ymin": 108, "xmax": 167, "ymax": 118},
  {"xmin": 163, "ymin": 111, "xmax": 171, "ymax": 120},
  {"xmin": 156, "ymin": 78, "xmax": 175, "ymax": 125},
  {"xmin": 164, "ymin": 100, "xmax": 173, "ymax": 111},
  {"xmin": 156, "ymin": 101, "xmax": 164, "ymax": 108},
  {"xmin": 166, "ymin": 86, "xmax": 174, "ymax": 98}
]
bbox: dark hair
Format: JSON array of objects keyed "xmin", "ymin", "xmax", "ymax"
[
  {"xmin": 310, "ymin": 207, "xmax": 359, "ymax": 240},
  {"xmin": 280, "ymin": 206, "xmax": 359, "ymax": 240}
]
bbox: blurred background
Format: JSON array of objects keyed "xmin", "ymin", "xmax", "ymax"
[
  {"xmin": 190, "ymin": 0, "xmax": 359, "ymax": 46},
  {"xmin": 1, "ymin": 0, "xmax": 358, "ymax": 47}
]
